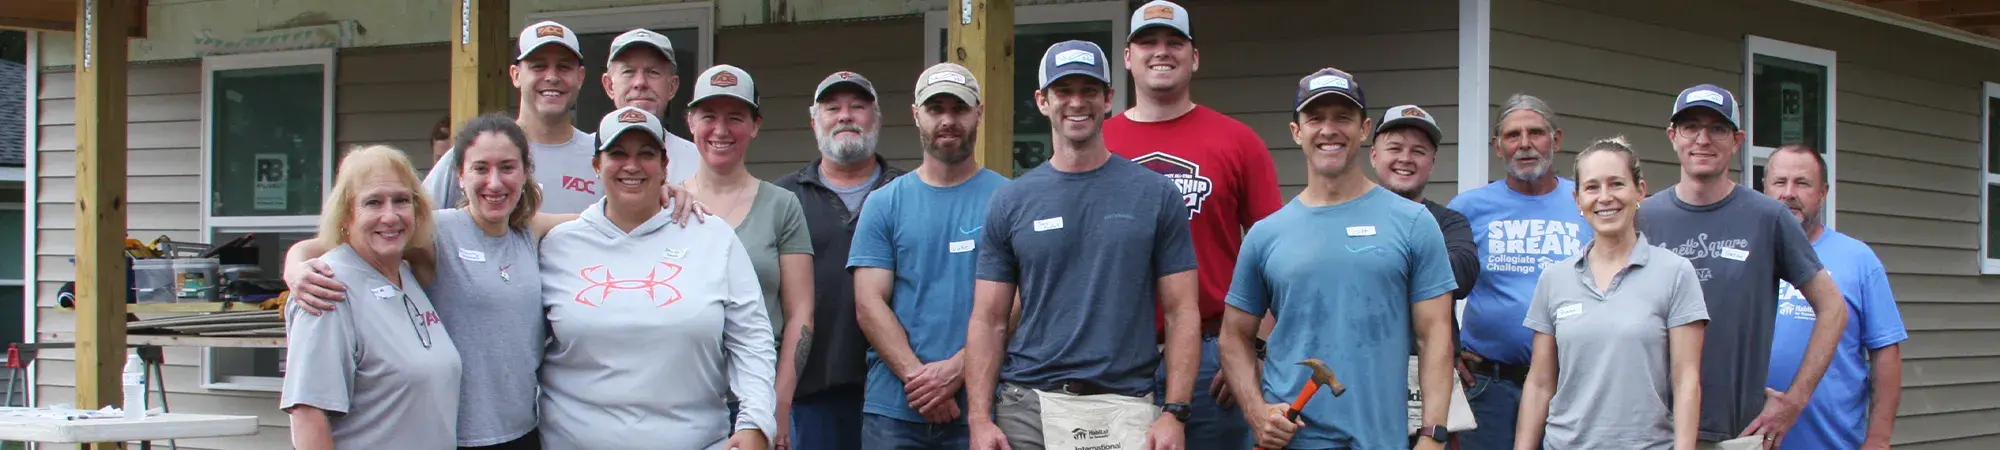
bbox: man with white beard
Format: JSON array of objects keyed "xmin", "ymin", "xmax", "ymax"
[{"xmin": 773, "ymin": 70, "xmax": 907, "ymax": 450}]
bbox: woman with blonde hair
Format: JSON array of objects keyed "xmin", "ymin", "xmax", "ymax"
[
  {"xmin": 282, "ymin": 145, "xmax": 462, "ymax": 450},
  {"xmin": 1516, "ymin": 136, "xmax": 1708, "ymax": 450}
]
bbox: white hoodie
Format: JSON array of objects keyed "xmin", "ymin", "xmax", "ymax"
[{"xmin": 536, "ymin": 200, "xmax": 776, "ymax": 450}]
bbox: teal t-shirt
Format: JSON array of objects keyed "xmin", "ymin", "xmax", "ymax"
[
  {"xmin": 846, "ymin": 169, "xmax": 1009, "ymax": 423},
  {"xmin": 1226, "ymin": 187, "xmax": 1457, "ymax": 450}
]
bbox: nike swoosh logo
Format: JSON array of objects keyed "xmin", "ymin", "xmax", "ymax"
[
  {"xmin": 959, "ymin": 226, "xmax": 983, "ymax": 234},
  {"xmin": 1345, "ymin": 245, "xmax": 1380, "ymax": 253}
]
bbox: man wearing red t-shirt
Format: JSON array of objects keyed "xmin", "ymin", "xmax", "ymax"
[{"xmin": 1105, "ymin": 1, "xmax": 1283, "ymax": 448}]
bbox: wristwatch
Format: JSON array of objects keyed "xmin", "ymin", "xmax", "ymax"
[
  {"xmin": 1417, "ymin": 424, "xmax": 1448, "ymax": 443},
  {"xmin": 1161, "ymin": 402, "xmax": 1192, "ymax": 422}
]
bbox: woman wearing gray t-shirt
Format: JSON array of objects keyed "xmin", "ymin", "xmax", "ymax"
[
  {"xmin": 1516, "ymin": 137, "xmax": 1709, "ymax": 450},
  {"xmin": 281, "ymin": 145, "xmax": 463, "ymax": 450}
]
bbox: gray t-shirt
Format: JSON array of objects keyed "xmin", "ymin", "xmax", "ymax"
[
  {"xmin": 820, "ymin": 165, "xmax": 881, "ymax": 213},
  {"xmin": 975, "ymin": 155, "xmax": 1196, "ymax": 396},
  {"xmin": 1638, "ymin": 184, "xmax": 1823, "ymax": 442},
  {"xmin": 280, "ymin": 245, "xmax": 462, "ymax": 450},
  {"xmin": 426, "ymin": 209, "xmax": 545, "ymax": 446},
  {"xmin": 538, "ymin": 201, "xmax": 778, "ymax": 450},
  {"xmin": 1524, "ymin": 236, "xmax": 1709, "ymax": 450},
  {"xmin": 723, "ymin": 181, "xmax": 815, "ymax": 329}
]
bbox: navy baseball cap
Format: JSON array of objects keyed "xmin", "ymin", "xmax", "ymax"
[
  {"xmin": 1038, "ymin": 40, "xmax": 1112, "ymax": 89},
  {"xmin": 1671, "ymin": 83, "xmax": 1741, "ymax": 129},
  {"xmin": 1295, "ymin": 67, "xmax": 1365, "ymax": 112}
]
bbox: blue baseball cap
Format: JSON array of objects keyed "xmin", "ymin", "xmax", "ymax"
[
  {"xmin": 1671, "ymin": 83, "xmax": 1740, "ymax": 129},
  {"xmin": 1038, "ymin": 40, "xmax": 1112, "ymax": 89},
  {"xmin": 1295, "ymin": 67, "xmax": 1365, "ymax": 112}
]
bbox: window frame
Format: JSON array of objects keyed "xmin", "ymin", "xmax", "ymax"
[
  {"xmin": 922, "ymin": 1, "xmax": 1132, "ymax": 116},
  {"xmin": 198, "ymin": 47, "xmax": 337, "ymax": 391},
  {"xmin": 1741, "ymin": 35, "xmax": 1839, "ymax": 228},
  {"xmin": 1982, "ymin": 82, "xmax": 1998, "ymax": 275}
]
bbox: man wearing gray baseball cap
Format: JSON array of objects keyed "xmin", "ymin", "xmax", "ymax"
[
  {"xmin": 776, "ymin": 69, "xmax": 907, "ymax": 450},
  {"xmin": 1639, "ymin": 83, "xmax": 1846, "ymax": 450},
  {"xmin": 965, "ymin": 40, "xmax": 1199, "ymax": 450}
]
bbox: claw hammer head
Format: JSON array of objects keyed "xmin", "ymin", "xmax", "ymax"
[{"xmin": 1299, "ymin": 358, "xmax": 1346, "ymax": 397}]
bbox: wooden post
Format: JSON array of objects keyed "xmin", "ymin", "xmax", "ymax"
[
  {"xmin": 450, "ymin": 0, "xmax": 511, "ymax": 132},
  {"xmin": 949, "ymin": 0, "xmax": 1014, "ymax": 177},
  {"xmin": 73, "ymin": 0, "xmax": 132, "ymax": 448}
]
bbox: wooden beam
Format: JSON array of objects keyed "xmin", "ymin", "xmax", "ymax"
[
  {"xmin": 450, "ymin": 0, "xmax": 511, "ymax": 134},
  {"xmin": 72, "ymin": 1, "xmax": 132, "ymax": 449},
  {"xmin": 951, "ymin": 0, "xmax": 1015, "ymax": 177},
  {"xmin": 0, "ymin": 0, "xmax": 146, "ymax": 37}
]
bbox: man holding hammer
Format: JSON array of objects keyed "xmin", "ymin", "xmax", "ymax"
[{"xmin": 1218, "ymin": 68, "xmax": 1459, "ymax": 450}]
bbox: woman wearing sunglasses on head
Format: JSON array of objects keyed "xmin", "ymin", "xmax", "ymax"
[{"xmin": 281, "ymin": 145, "xmax": 461, "ymax": 450}]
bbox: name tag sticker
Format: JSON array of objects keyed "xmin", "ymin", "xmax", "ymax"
[
  {"xmin": 949, "ymin": 239, "xmax": 976, "ymax": 254},
  {"xmin": 1719, "ymin": 248, "xmax": 1750, "ymax": 262},
  {"xmin": 1346, "ymin": 225, "xmax": 1377, "ymax": 237},
  {"xmin": 663, "ymin": 247, "xmax": 688, "ymax": 259},
  {"xmin": 457, "ymin": 248, "xmax": 487, "ymax": 262},
  {"xmin": 1033, "ymin": 217, "xmax": 1065, "ymax": 232},
  {"xmin": 370, "ymin": 285, "xmax": 398, "ymax": 299},
  {"xmin": 1555, "ymin": 303, "xmax": 1583, "ymax": 320}
]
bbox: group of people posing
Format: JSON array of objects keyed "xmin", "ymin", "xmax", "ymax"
[{"xmin": 273, "ymin": 1, "xmax": 1908, "ymax": 450}]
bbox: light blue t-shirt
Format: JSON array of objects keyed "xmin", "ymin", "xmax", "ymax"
[
  {"xmin": 846, "ymin": 169, "xmax": 1008, "ymax": 424},
  {"xmin": 1766, "ymin": 228, "xmax": 1907, "ymax": 450},
  {"xmin": 1226, "ymin": 187, "xmax": 1457, "ymax": 450},
  {"xmin": 1447, "ymin": 178, "xmax": 1592, "ymax": 365}
]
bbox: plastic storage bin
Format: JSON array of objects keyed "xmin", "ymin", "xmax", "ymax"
[
  {"xmin": 131, "ymin": 259, "xmax": 175, "ymax": 303},
  {"xmin": 171, "ymin": 258, "xmax": 221, "ymax": 302}
]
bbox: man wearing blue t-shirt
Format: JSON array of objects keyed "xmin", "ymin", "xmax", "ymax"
[
  {"xmin": 849, "ymin": 63, "xmax": 1006, "ymax": 450},
  {"xmin": 1443, "ymin": 93, "xmax": 1592, "ymax": 449},
  {"xmin": 1219, "ymin": 67, "xmax": 1458, "ymax": 450},
  {"xmin": 1761, "ymin": 144, "xmax": 1905, "ymax": 450}
]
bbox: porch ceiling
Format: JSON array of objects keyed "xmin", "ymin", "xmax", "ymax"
[{"xmin": 1844, "ymin": 0, "xmax": 2000, "ymax": 39}]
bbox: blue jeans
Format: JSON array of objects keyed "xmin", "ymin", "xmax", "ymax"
[
  {"xmin": 861, "ymin": 413, "xmax": 970, "ymax": 450},
  {"xmin": 1459, "ymin": 372, "xmax": 1523, "ymax": 450},
  {"xmin": 1154, "ymin": 335, "xmax": 1253, "ymax": 449},
  {"xmin": 791, "ymin": 387, "xmax": 864, "ymax": 450}
]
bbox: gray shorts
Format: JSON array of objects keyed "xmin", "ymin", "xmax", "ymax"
[{"xmin": 995, "ymin": 383, "xmax": 1046, "ymax": 450}]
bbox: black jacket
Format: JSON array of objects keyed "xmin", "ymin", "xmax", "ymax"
[
  {"xmin": 1425, "ymin": 200, "xmax": 1480, "ymax": 301},
  {"xmin": 773, "ymin": 155, "xmax": 907, "ymax": 400}
]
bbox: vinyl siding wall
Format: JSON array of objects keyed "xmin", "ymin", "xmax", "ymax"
[{"xmin": 1493, "ymin": 0, "xmax": 2000, "ymax": 447}]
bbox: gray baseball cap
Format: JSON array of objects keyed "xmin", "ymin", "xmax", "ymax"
[
  {"xmin": 608, "ymin": 28, "xmax": 676, "ymax": 67},
  {"xmin": 915, "ymin": 63, "xmax": 981, "ymax": 106},
  {"xmin": 688, "ymin": 64, "xmax": 759, "ymax": 112},
  {"xmin": 597, "ymin": 107, "xmax": 666, "ymax": 152},
  {"xmin": 813, "ymin": 71, "xmax": 878, "ymax": 103},
  {"xmin": 1376, "ymin": 105, "xmax": 1442, "ymax": 145},
  {"xmin": 1038, "ymin": 40, "xmax": 1112, "ymax": 89},
  {"xmin": 1129, "ymin": 0, "xmax": 1192, "ymax": 40},
  {"xmin": 516, "ymin": 21, "xmax": 583, "ymax": 62}
]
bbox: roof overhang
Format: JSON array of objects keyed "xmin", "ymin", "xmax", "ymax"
[
  {"xmin": 0, "ymin": 0, "xmax": 147, "ymax": 37},
  {"xmin": 1834, "ymin": 0, "xmax": 2000, "ymax": 43}
]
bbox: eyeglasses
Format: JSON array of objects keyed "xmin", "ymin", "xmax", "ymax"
[
  {"xmin": 1672, "ymin": 122, "xmax": 1736, "ymax": 141},
  {"xmin": 403, "ymin": 295, "xmax": 433, "ymax": 349}
]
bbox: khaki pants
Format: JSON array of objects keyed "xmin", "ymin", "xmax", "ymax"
[
  {"xmin": 1696, "ymin": 435, "xmax": 1765, "ymax": 450},
  {"xmin": 994, "ymin": 383, "xmax": 1046, "ymax": 450}
]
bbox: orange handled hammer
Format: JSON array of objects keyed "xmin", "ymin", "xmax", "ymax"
[{"xmin": 1254, "ymin": 358, "xmax": 1345, "ymax": 450}]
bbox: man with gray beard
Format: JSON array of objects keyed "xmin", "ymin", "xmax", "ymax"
[
  {"xmin": 1444, "ymin": 93, "xmax": 1594, "ymax": 449},
  {"xmin": 775, "ymin": 71, "xmax": 908, "ymax": 450}
]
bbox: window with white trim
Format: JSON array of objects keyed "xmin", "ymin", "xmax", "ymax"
[
  {"xmin": 1982, "ymin": 82, "xmax": 1998, "ymax": 274},
  {"xmin": 200, "ymin": 48, "xmax": 336, "ymax": 390},
  {"xmin": 926, "ymin": 2, "xmax": 1129, "ymax": 174},
  {"xmin": 531, "ymin": 3, "xmax": 715, "ymax": 141},
  {"xmin": 1743, "ymin": 36, "xmax": 1838, "ymax": 228}
]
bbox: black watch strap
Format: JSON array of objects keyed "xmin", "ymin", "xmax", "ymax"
[{"xmin": 1163, "ymin": 402, "xmax": 1191, "ymax": 422}]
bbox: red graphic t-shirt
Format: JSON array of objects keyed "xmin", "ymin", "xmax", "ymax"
[{"xmin": 1107, "ymin": 105, "xmax": 1284, "ymax": 333}]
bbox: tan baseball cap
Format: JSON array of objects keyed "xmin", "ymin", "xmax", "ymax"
[
  {"xmin": 914, "ymin": 63, "xmax": 981, "ymax": 107},
  {"xmin": 688, "ymin": 64, "xmax": 759, "ymax": 112}
]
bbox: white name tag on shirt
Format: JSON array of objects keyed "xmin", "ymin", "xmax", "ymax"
[
  {"xmin": 950, "ymin": 239, "xmax": 976, "ymax": 253},
  {"xmin": 371, "ymin": 285, "xmax": 398, "ymax": 299},
  {"xmin": 1347, "ymin": 225, "xmax": 1377, "ymax": 237},
  {"xmin": 1718, "ymin": 248, "xmax": 1750, "ymax": 262},
  {"xmin": 663, "ymin": 247, "xmax": 688, "ymax": 259},
  {"xmin": 1555, "ymin": 303, "xmax": 1583, "ymax": 320},
  {"xmin": 457, "ymin": 248, "xmax": 486, "ymax": 262},
  {"xmin": 1033, "ymin": 217, "xmax": 1064, "ymax": 232}
]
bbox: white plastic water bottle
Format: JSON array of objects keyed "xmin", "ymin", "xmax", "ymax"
[{"xmin": 122, "ymin": 351, "xmax": 147, "ymax": 421}]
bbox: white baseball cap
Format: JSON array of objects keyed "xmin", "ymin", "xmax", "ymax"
[
  {"xmin": 517, "ymin": 21, "xmax": 583, "ymax": 62},
  {"xmin": 608, "ymin": 28, "xmax": 676, "ymax": 67},
  {"xmin": 597, "ymin": 107, "xmax": 666, "ymax": 152},
  {"xmin": 688, "ymin": 64, "xmax": 759, "ymax": 113},
  {"xmin": 1130, "ymin": 0, "xmax": 1192, "ymax": 41}
]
